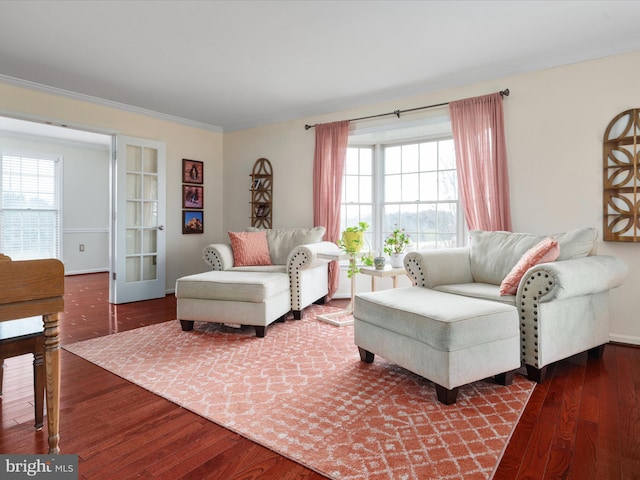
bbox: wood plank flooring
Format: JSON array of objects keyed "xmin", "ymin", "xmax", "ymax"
[{"xmin": 1, "ymin": 272, "xmax": 638, "ymax": 479}]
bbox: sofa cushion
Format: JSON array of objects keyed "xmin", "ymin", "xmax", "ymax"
[
  {"xmin": 228, "ymin": 231, "xmax": 272, "ymax": 266},
  {"xmin": 499, "ymin": 237, "xmax": 560, "ymax": 295},
  {"xmin": 470, "ymin": 230, "xmax": 542, "ymax": 285},
  {"xmin": 552, "ymin": 228, "xmax": 597, "ymax": 260},
  {"xmin": 355, "ymin": 287, "xmax": 518, "ymax": 352},
  {"xmin": 175, "ymin": 271, "xmax": 289, "ymax": 303},
  {"xmin": 469, "ymin": 228, "xmax": 597, "ymax": 286},
  {"xmin": 247, "ymin": 226, "xmax": 325, "ymax": 265}
]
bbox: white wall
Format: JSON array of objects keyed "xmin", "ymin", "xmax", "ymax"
[
  {"xmin": 0, "ymin": 81, "xmax": 224, "ymax": 289},
  {"xmin": 224, "ymin": 50, "xmax": 640, "ymax": 345},
  {"xmin": 0, "ymin": 133, "xmax": 110, "ymax": 274}
]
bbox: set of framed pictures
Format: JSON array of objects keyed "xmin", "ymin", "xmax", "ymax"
[{"xmin": 182, "ymin": 159, "xmax": 204, "ymax": 234}]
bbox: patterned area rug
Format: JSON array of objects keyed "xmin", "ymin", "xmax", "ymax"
[{"xmin": 64, "ymin": 305, "xmax": 534, "ymax": 480}]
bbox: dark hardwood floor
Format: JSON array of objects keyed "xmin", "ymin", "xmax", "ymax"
[{"xmin": 1, "ymin": 272, "xmax": 638, "ymax": 479}]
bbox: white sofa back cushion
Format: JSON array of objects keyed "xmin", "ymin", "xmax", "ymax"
[
  {"xmin": 469, "ymin": 228, "xmax": 597, "ymax": 286},
  {"xmin": 247, "ymin": 226, "xmax": 325, "ymax": 265}
]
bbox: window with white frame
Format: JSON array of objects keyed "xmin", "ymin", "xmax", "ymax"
[
  {"xmin": 0, "ymin": 153, "xmax": 61, "ymax": 260},
  {"xmin": 341, "ymin": 132, "xmax": 465, "ymax": 257},
  {"xmin": 341, "ymin": 146, "xmax": 374, "ymax": 249}
]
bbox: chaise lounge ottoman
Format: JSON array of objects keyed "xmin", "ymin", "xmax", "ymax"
[
  {"xmin": 354, "ymin": 287, "xmax": 521, "ymax": 404},
  {"xmin": 175, "ymin": 270, "xmax": 291, "ymax": 337}
]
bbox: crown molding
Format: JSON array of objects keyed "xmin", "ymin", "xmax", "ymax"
[{"xmin": 0, "ymin": 74, "xmax": 224, "ymax": 133}]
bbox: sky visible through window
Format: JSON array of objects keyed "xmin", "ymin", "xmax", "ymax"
[{"xmin": 342, "ymin": 137, "xmax": 461, "ymax": 255}]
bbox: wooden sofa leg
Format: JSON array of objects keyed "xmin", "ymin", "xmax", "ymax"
[
  {"xmin": 435, "ymin": 384, "xmax": 459, "ymax": 405},
  {"xmin": 495, "ymin": 370, "xmax": 515, "ymax": 386},
  {"xmin": 254, "ymin": 326, "xmax": 266, "ymax": 338},
  {"xmin": 358, "ymin": 347, "xmax": 375, "ymax": 363},
  {"xmin": 526, "ymin": 364, "xmax": 548, "ymax": 383},
  {"xmin": 180, "ymin": 320, "xmax": 194, "ymax": 331},
  {"xmin": 588, "ymin": 344, "xmax": 606, "ymax": 359},
  {"xmin": 313, "ymin": 296, "xmax": 326, "ymax": 305},
  {"xmin": 293, "ymin": 310, "xmax": 302, "ymax": 320}
]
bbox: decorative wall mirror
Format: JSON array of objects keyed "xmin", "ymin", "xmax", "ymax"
[{"xmin": 603, "ymin": 108, "xmax": 640, "ymax": 242}]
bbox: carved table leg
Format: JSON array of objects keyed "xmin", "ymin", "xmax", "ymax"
[
  {"xmin": 43, "ymin": 312, "xmax": 60, "ymax": 454},
  {"xmin": 34, "ymin": 347, "xmax": 45, "ymax": 430}
]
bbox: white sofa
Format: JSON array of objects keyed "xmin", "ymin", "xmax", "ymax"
[
  {"xmin": 402, "ymin": 228, "xmax": 629, "ymax": 382},
  {"xmin": 201, "ymin": 226, "xmax": 340, "ymax": 320},
  {"xmin": 353, "ymin": 227, "xmax": 628, "ymax": 403}
]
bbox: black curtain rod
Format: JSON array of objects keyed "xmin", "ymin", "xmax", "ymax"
[{"xmin": 304, "ymin": 88, "xmax": 510, "ymax": 130}]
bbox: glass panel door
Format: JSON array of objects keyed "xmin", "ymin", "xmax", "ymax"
[{"xmin": 110, "ymin": 136, "xmax": 166, "ymax": 304}]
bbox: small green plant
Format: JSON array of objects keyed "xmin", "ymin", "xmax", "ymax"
[
  {"xmin": 361, "ymin": 252, "xmax": 374, "ymax": 267},
  {"xmin": 339, "ymin": 221, "xmax": 372, "ymax": 277},
  {"xmin": 383, "ymin": 227, "xmax": 411, "ymax": 256},
  {"xmin": 339, "ymin": 221, "xmax": 369, "ymax": 254}
]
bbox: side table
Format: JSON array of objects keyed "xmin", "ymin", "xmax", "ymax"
[
  {"xmin": 316, "ymin": 251, "xmax": 355, "ymax": 326},
  {"xmin": 359, "ymin": 265, "xmax": 408, "ymax": 291}
]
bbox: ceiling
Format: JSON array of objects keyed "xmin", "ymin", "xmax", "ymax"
[{"xmin": 2, "ymin": 0, "xmax": 640, "ymax": 133}]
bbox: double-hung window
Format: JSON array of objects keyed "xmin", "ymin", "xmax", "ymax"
[
  {"xmin": 341, "ymin": 124, "xmax": 465, "ymax": 257},
  {"xmin": 0, "ymin": 152, "xmax": 61, "ymax": 260}
]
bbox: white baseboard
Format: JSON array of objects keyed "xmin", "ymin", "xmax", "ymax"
[
  {"xmin": 331, "ymin": 293, "xmax": 350, "ymax": 300},
  {"xmin": 609, "ymin": 333, "xmax": 640, "ymax": 346},
  {"xmin": 65, "ymin": 268, "xmax": 109, "ymax": 276}
]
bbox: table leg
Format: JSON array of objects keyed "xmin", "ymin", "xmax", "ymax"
[
  {"xmin": 347, "ymin": 256, "xmax": 356, "ymax": 311},
  {"xmin": 392, "ymin": 275, "xmax": 398, "ymax": 288},
  {"xmin": 316, "ymin": 256, "xmax": 355, "ymax": 326},
  {"xmin": 43, "ymin": 313, "xmax": 60, "ymax": 454}
]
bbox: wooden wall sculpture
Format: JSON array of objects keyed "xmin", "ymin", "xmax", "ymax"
[
  {"xmin": 603, "ymin": 109, "xmax": 640, "ymax": 242},
  {"xmin": 250, "ymin": 158, "xmax": 273, "ymax": 229}
]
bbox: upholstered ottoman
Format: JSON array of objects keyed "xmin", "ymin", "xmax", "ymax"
[
  {"xmin": 175, "ymin": 271, "xmax": 291, "ymax": 337},
  {"xmin": 354, "ymin": 287, "xmax": 520, "ymax": 404}
]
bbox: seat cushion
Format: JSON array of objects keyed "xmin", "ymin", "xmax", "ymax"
[
  {"xmin": 435, "ymin": 282, "xmax": 516, "ymax": 305},
  {"xmin": 354, "ymin": 287, "xmax": 517, "ymax": 352},
  {"xmin": 175, "ymin": 271, "xmax": 289, "ymax": 303}
]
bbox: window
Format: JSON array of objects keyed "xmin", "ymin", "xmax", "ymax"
[
  {"xmin": 341, "ymin": 146, "xmax": 373, "ymax": 248},
  {"xmin": 0, "ymin": 153, "xmax": 61, "ymax": 260},
  {"xmin": 341, "ymin": 130, "xmax": 464, "ymax": 255}
]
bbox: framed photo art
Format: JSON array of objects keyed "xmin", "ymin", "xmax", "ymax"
[
  {"xmin": 183, "ymin": 159, "xmax": 203, "ymax": 184},
  {"xmin": 183, "ymin": 210, "xmax": 204, "ymax": 234},
  {"xmin": 182, "ymin": 185, "xmax": 204, "ymax": 209}
]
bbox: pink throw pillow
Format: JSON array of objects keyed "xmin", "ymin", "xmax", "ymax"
[
  {"xmin": 228, "ymin": 231, "xmax": 271, "ymax": 266},
  {"xmin": 499, "ymin": 237, "xmax": 560, "ymax": 296}
]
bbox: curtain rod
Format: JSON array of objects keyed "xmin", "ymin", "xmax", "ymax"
[{"xmin": 304, "ymin": 88, "xmax": 510, "ymax": 130}]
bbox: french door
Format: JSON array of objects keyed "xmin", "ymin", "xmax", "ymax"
[{"xmin": 110, "ymin": 135, "xmax": 166, "ymax": 304}]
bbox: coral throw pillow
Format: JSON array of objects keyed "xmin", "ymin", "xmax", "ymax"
[
  {"xmin": 228, "ymin": 231, "xmax": 271, "ymax": 266},
  {"xmin": 499, "ymin": 237, "xmax": 560, "ymax": 296}
]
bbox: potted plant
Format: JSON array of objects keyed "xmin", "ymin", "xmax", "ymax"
[
  {"xmin": 339, "ymin": 221, "xmax": 373, "ymax": 277},
  {"xmin": 383, "ymin": 227, "xmax": 411, "ymax": 268},
  {"xmin": 340, "ymin": 221, "xmax": 368, "ymax": 254}
]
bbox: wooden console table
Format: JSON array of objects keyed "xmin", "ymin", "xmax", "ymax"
[{"xmin": 0, "ymin": 254, "xmax": 64, "ymax": 454}]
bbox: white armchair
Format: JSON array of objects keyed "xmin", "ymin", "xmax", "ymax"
[
  {"xmin": 202, "ymin": 227, "xmax": 340, "ymax": 319},
  {"xmin": 404, "ymin": 228, "xmax": 629, "ymax": 382}
]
